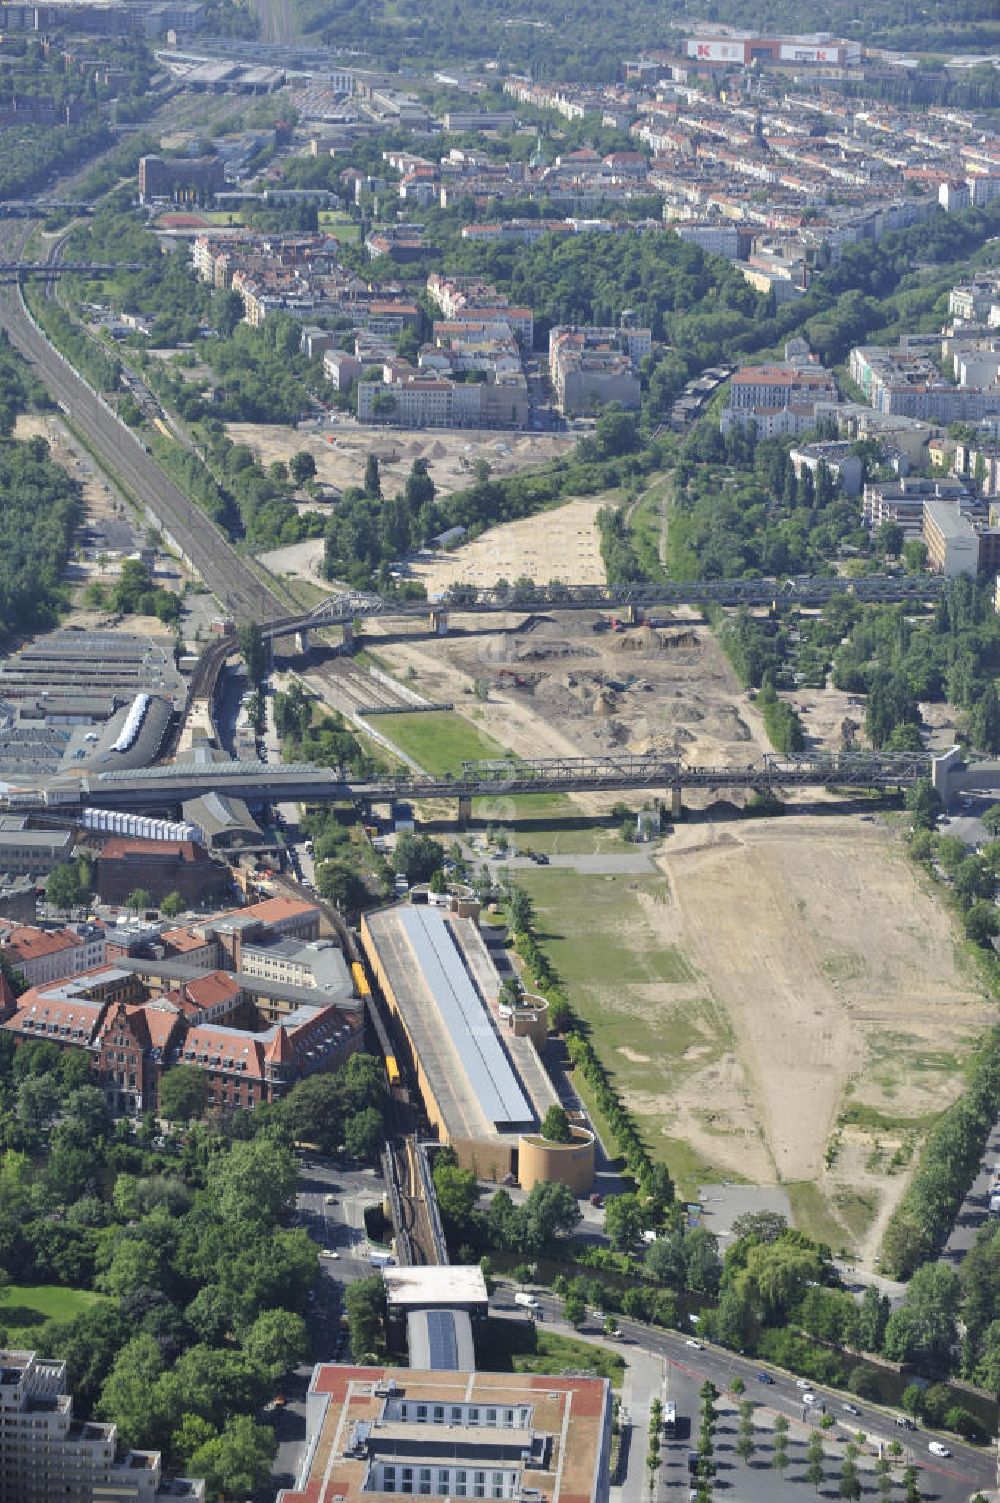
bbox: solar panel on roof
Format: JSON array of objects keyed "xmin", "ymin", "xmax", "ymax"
[
  {"xmin": 425, "ymin": 1310, "xmax": 459, "ymax": 1370},
  {"xmin": 398, "ymin": 907, "xmax": 532, "ymax": 1129}
]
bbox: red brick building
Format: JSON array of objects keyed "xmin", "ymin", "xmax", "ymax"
[
  {"xmin": 2, "ymin": 964, "xmax": 362, "ymax": 1117},
  {"xmin": 95, "ymin": 838, "xmax": 229, "ymax": 908}
]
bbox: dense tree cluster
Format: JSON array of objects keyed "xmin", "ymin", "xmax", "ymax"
[
  {"xmin": 0, "ymin": 1036, "xmax": 392, "ymax": 1490},
  {"xmin": 0, "ymin": 360, "xmax": 82, "ymax": 644},
  {"xmin": 0, "ymin": 122, "xmax": 111, "ymax": 199}
]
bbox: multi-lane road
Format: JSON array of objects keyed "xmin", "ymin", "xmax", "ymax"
[{"xmin": 520, "ymin": 1289, "xmax": 997, "ymax": 1501}]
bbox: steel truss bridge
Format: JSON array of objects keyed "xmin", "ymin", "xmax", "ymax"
[
  {"xmin": 260, "ymin": 572, "xmax": 946, "ymax": 639},
  {"xmin": 39, "ymin": 749, "xmax": 930, "ymax": 814}
]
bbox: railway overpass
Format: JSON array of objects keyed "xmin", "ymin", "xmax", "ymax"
[
  {"xmin": 259, "ymin": 571, "xmax": 948, "ymax": 648},
  {"xmin": 26, "ymin": 748, "xmax": 931, "ymax": 821}
]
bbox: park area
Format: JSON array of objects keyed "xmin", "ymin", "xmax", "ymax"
[{"xmin": 1, "ymin": 1284, "xmax": 104, "ymax": 1344}]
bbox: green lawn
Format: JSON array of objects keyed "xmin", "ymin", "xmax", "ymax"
[
  {"xmin": 517, "ymin": 869, "xmax": 731, "ymax": 1185},
  {"xmin": 376, "ymin": 710, "xmax": 512, "ymax": 775},
  {"xmin": 1, "ymin": 1284, "xmax": 104, "ymax": 1336},
  {"xmin": 479, "ymin": 1318, "xmax": 625, "ymax": 1386}
]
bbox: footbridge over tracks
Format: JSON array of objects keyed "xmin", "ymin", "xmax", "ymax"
[
  {"xmin": 259, "ymin": 572, "xmax": 947, "ymax": 647},
  {"xmin": 24, "ymin": 748, "xmax": 932, "ymax": 820}
]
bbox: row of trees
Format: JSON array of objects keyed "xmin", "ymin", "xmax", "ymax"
[
  {"xmin": 694, "ymin": 1211, "xmax": 997, "ymax": 1435},
  {"xmin": 880, "ymin": 1023, "xmax": 1000, "ymax": 1277}
]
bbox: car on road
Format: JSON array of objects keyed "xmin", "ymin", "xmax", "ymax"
[
  {"xmin": 321, "ymin": 1249, "xmax": 340, "ymax": 1259},
  {"xmin": 795, "ymin": 1379, "xmax": 811, "ymax": 1389},
  {"xmin": 841, "ymin": 1403, "xmax": 861, "ymax": 1416},
  {"xmin": 325, "ymin": 1194, "xmax": 337, "ymax": 1204},
  {"xmin": 928, "ymin": 1442, "xmax": 951, "ymax": 1459},
  {"xmin": 756, "ymin": 1373, "xmax": 774, "ymax": 1385},
  {"xmin": 802, "ymin": 1393, "xmax": 817, "ymax": 1405},
  {"xmin": 685, "ymin": 1339, "xmax": 703, "ymax": 1349}
]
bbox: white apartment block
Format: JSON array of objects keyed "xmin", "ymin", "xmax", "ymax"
[{"xmin": 0, "ymin": 1350, "xmax": 204, "ymax": 1503}]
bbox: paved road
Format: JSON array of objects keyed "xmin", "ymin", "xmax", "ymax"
[
  {"xmin": 941, "ymin": 1120, "xmax": 1000, "ymax": 1268},
  {"xmin": 519, "ymin": 1290, "xmax": 997, "ymax": 1502},
  {"xmin": 269, "ymin": 1158, "xmax": 386, "ymax": 1496}
]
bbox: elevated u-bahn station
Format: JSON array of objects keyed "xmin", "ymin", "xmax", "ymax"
[{"xmin": 361, "ymin": 903, "xmax": 594, "ymax": 1192}]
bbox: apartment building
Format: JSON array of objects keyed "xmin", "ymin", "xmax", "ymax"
[
  {"xmin": 0, "ymin": 1349, "xmax": 204, "ymax": 1502},
  {"xmin": 955, "ymin": 439, "xmax": 1000, "ymax": 497},
  {"xmin": 357, "ymin": 371, "xmax": 529, "ymax": 429},
  {"xmin": 862, "ymin": 477, "xmax": 973, "ymax": 537},
  {"xmin": 923, "ymin": 499, "xmax": 1000, "ymax": 578},
  {"xmin": 727, "ymin": 363, "xmax": 838, "ymax": 413},
  {"xmin": 850, "ymin": 340, "xmax": 1000, "ymax": 421},
  {"xmin": 0, "ymin": 922, "xmax": 106, "ymax": 987},
  {"xmin": 548, "ymin": 325, "xmax": 649, "ymax": 415},
  {"xmin": 138, "ymin": 154, "xmax": 225, "ymax": 204}
]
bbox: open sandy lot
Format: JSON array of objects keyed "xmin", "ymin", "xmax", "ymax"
[
  {"xmin": 657, "ymin": 816, "xmax": 989, "ymax": 1255},
  {"xmin": 259, "ymin": 496, "xmax": 608, "ymax": 605},
  {"xmin": 226, "ymin": 420, "xmax": 574, "ymax": 502},
  {"xmin": 409, "ymin": 498, "xmax": 606, "ymax": 593}
]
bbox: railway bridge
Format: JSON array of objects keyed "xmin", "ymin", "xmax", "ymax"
[{"xmin": 25, "ymin": 748, "xmax": 931, "ymax": 824}]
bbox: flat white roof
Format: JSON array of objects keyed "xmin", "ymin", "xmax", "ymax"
[{"xmin": 383, "ymin": 1265, "xmax": 488, "ymax": 1309}]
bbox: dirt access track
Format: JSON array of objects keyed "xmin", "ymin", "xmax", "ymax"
[{"xmin": 657, "ymin": 818, "xmax": 989, "ymax": 1238}]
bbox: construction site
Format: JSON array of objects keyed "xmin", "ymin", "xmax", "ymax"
[{"xmin": 257, "ymin": 497, "xmax": 991, "ymax": 1266}]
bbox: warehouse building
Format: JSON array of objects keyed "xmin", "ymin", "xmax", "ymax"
[
  {"xmin": 277, "ymin": 1364, "xmax": 613, "ymax": 1503},
  {"xmin": 361, "ymin": 906, "xmax": 594, "ymax": 1191}
]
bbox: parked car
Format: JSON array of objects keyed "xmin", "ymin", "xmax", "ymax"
[
  {"xmin": 928, "ymin": 1442, "xmax": 951, "ymax": 1459},
  {"xmin": 756, "ymin": 1373, "xmax": 775, "ymax": 1385},
  {"xmin": 685, "ymin": 1339, "xmax": 703, "ymax": 1349},
  {"xmin": 841, "ymin": 1403, "xmax": 861, "ymax": 1416},
  {"xmin": 795, "ymin": 1379, "xmax": 811, "ymax": 1390},
  {"xmin": 802, "ymin": 1393, "xmax": 817, "ymax": 1406}
]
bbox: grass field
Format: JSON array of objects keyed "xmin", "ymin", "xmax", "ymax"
[
  {"xmin": 517, "ymin": 868, "xmax": 729, "ymax": 1189},
  {"xmin": 1, "ymin": 1284, "xmax": 104, "ymax": 1337},
  {"xmin": 376, "ymin": 710, "xmax": 512, "ymax": 774},
  {"xmin": 628, "ymin": 472, "xmax": 672, "ymax": 580},
  {"xmin": 481, "ymin": 1319, "xmax": 624, "ymax": 1386}
]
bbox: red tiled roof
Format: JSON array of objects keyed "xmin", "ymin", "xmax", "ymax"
[
  {"xmin": 265, "ymin": 1023, "xmax": 295, "ymax": 1064},
  {"xmin": 135, "ymin": 1000, "xmax": 184, "ymax": 1050},
  {"xmin": 2, "ymin": 926, "xmax": 83, "ymax": 961},
  {"xmin": 99, "ymin": 838, "xmax": 200, "ymax": 860}
]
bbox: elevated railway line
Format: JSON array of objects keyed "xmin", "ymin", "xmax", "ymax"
[{"xmin": 17, "ymin": 748, "xmax": 932, "ymax": 817}]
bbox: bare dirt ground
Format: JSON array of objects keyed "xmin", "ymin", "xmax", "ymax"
[
  {"xmin": 373, "ymin": 608, "xmax": 772, "ymax": 777},
  {"xmin": 409, "ymin": 498, "xmax": 607, "ymax": 593},
  {"xmin": 226, "ymin": 420, "xmax": 573, "ymax": 502},
  {"xmin": 656, "ymin": 816, "xmax": 990, "ymax": 1257}
]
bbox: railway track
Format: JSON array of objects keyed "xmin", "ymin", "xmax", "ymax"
[{"xmin": 0, "ymin": 209, "xmax": 284, "ymax": 628}]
